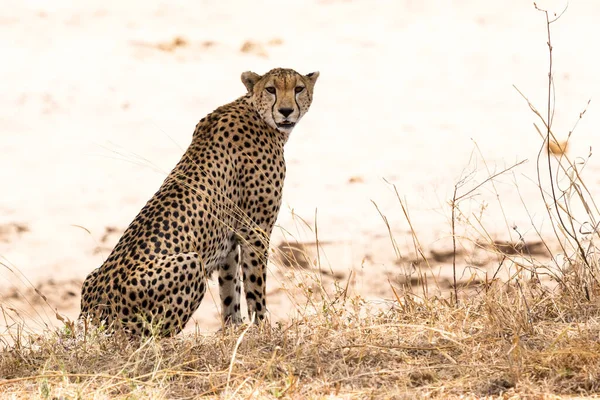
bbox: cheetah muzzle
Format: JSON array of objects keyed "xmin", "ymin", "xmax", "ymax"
[{"xmin": 79, "ymin": 68, "xmax": 319, "ymax": 337}]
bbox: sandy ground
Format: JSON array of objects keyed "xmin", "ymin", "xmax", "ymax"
[{"xmin": 2, "ymin": 0, "xmax": 600, "ymax": 337}]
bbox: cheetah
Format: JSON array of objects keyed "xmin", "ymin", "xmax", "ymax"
[{"xmin": 79, "ymin": 68, "xmax": 319, "ymax": 337}]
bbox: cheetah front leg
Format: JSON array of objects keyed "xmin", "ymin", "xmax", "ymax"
[
  {"xmin": 238, "ymin": 227, "xmax": 269, "ymax": 323},
  {"xmin": 218, "ymin": 243, "xmax": 243, "ymax": 325}
]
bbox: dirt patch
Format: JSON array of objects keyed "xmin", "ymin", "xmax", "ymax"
[{"xmin": 0, "ymin": 223, "xmax": 29, "ymax": 243}]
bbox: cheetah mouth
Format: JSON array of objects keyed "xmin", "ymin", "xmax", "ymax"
[{"xmin": 276, "ymin": 121, "xmax": 296, "ymax": 129}]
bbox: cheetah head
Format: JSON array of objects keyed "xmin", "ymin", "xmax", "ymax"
[{"xmin": 241, "ymin": 68, "xmax": 319, "ymax": 135}]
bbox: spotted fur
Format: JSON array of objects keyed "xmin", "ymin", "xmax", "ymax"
[{"xmin": 79, "ymin": 68, "xmax": 319, "ymax": 337}]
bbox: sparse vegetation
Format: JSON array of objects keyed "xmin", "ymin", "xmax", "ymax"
[
  {"xmin": 2, "ymin": 4, "xmax": 600, "ymax": 399},
  {"xmin": 2, "ymin": 285, "xmax": 600, "ymax": 398}
]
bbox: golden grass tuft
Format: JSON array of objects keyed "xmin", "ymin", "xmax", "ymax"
[{"xmin": 548, "ymin": 139, "xmax": 568, "ymax": 156}]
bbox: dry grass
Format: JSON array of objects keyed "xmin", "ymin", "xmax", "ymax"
[
  {"xmin": 3, "ymin": 5, "xmax": 600, "ymax": 399},
  {"xmin": 2, "ymin": 285, "xmax": 600, "ymax": 399}
]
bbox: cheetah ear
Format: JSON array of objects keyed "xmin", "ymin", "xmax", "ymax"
[
  {"xmin": 241, "ymin": 71, "xmax": 261, "ymax": 93},
  {"xmin": 306, "ymin": 71, "xmax": 320, "ymax": 85}
]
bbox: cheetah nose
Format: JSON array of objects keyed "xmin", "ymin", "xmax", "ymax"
[{"xmin": 278, "ymin": 108, "xmax": 293, "ymax": 118}]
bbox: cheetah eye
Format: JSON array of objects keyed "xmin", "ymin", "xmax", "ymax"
[
  {"xmin": 265, "ymin": 87, "xmax": 276, "ymax": 94},
  {"xmin": 295, "ymin": 86, "xmax": 305, "ymax": 94}
]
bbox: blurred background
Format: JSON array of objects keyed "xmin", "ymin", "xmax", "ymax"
[{"xmin": 1, "ymin": 0, "xmax": 599, "ymax": 333}]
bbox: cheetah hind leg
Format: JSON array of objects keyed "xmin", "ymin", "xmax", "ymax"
[
  {"xmin": 118, "ymin": 252, "xmax": 208, "ymax": 337},
  {"xmin": 218, "ymin": 244, "xmax": 243, "ymax": 326}
]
